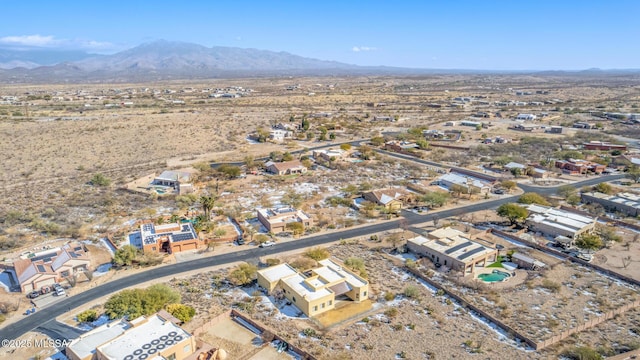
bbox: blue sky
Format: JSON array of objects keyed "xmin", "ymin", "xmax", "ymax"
[{"xmin": 1, "ymin": 0, "xmax": 638, "ymax": 70}]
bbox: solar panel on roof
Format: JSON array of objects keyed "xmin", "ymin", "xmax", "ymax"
[
  {"xmin": 458, "ymin": 246, "xmax": 487, "ymax": 260},
  {"xmin": 36, "ymin": 265, "xmax": 46, "ymax": 272},
  {"xmin": 74, "ymin": 246, "xmax": 82, "ymax": 251},
  {"xmin": 444, "ymin": 241, "xmax": 473, "ymax": 254},
  {"xmin": 70, "ymin": 252, "xmax": 78, "ymax": 258}
]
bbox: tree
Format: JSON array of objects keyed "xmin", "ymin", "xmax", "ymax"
[
  {"xmin": 282, "ymin": 152, "xmax": 294, "ymax": 161},
  {"xmin": 255, "ymin": 127, "xmax": 269, "ymax": 142},
  {"xmin": 518, "ymin": 193, "xmax": 550, "ymax": 206},
  {"xmin": 329, "ymin": 132, "xmax": 336, "ymax": 140},
  {"xmin": 301, "ymin": 118, "xmax": 310, "ymax": 131},
  {"xmin": 370, "ymin": 136, "xmax": 385, "ymax": 146},
  {"xmin": 450, "ymin": 184, "xmax": 467, "ymax": 198},
  {"xmin": 510, "ymin": 167, "xmax": 523, "ymax": 177},
  {"xmin": 415, "ymin": 138, "xmax": 430, "ymax": 149},
  {"xmin": 598, "ymin": 226, "xmax": 622, "ymax": 243},
  {"xmin": 281, "ymin": 190, "xmax": 303, "ymax": 208},
  {"xmin": 500, "ymin": 180, "xmax": 517, "ymax": 191},
  {"xmin": 245, "ymin": 224, "xmax": 258, "ymax": 242},
  {"xmin": 593, "ymin": 182, "xmax": 613, "ymax": 195},
  {"xmin": 200, "ymin": 195, "xmax": 217, "ymax": 219},
  {"xmin": 386, "ymin": 232, "xmax": 403, "ymax": 251},
  {"xmin": 104, "ymin": 284, "xmax": 180, "ymax": 320},
  {"xmin": 561, "ymin": 346, "xmax": 603, "ymax": 360},
  {"xmin": 76, "ymin": 309, "xmax": 98, "ymax": 323},
  {"xmin": 113, "ymin": 245, "xmax": 138, "ymax": 267},
  {"xmin": 228, "ymin": 263, "xmax": 258, "ymax": 286},
  {"xmin": 90, "ymin": 173, "xmax": 111, "ymax": 187},
  {"xmin": 340, "ymin": 143, "xmax": 352, "ymax": 151},
  {"xmin": 557, "ymin": 185, "xmax": 577, "ymax": 199},
  {"xmin": 344, "ymin": 257, "xmax": 367, "ymax": 278},
  {"xmin": 243, "ymin": 155, "xmax": 256, "ymax": 169},
  {"xmin": 627, "ymin": 165, "xmax": 640, "ymax": 183},
  {"xmin": 358, "ymin": 145, "xmax": 375, "ymax": 160},
  {"xmin": 286, "ymin": 222, "xmax": 305, "ymax": 235},
  {"xmin": 566, "ymin": 194, "xmax": 581, "ymax": 206},
  {"xmin": 305, "ymin": 247, "xmax": 330, "ymax": 261},
  {"xmin": 217, "ymin": 164, "xmax": 241, "ymax": 179},
  {"xmin": 166, "ymin": 303, "xmax": 196, "ymax": 323},
  {"xmin": 575, "ymin": 233, "xmax": 603, "ymax": 252},
  {"xmin": 496, "ymin": 203, "xmax": 529, "ymax": 225},
  {"xmin": 255, "ymin": 234, "xmax": 270, "ymax": 245},
  {"xmin": 421, "ymin": 192, "xmax": 450, "ymax": 208}
]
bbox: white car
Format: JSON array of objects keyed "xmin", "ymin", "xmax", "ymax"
[{"xmin": 260, "ymin": 241, "xmax": 276, "ymax": 248}]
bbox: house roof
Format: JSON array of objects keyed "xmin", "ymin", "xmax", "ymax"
[
  {"xmin": 504, "ymin": 162, "xmax": 526, "ymax": 169},
  {"xmin": 268, "ymin": 160, "xmax": 305, "ymax": 172},
  {"xmin": 96, "ymin": 314, "xmax": 192, "ymax": 360},
  {"xmin": 408, "ymin": 228, "xmax": 496, "ymax": 263},
  {"xmin": 526, "ymin": 204, "xmax": 596, "ymax": 233},
  {"xmin": 67, "ymin": 318, "xmax": 131, "ymax": 360},
  {"xmin": 155, "ymin": 170, "xmax": 191, "ymax": 183},
  {"xmin": 364, "ymin": 188, "xmax": 412, "ymax": 205},
  {"xmin": 14, "ymin": 242, "xmax": 89, "ymax": 285}
]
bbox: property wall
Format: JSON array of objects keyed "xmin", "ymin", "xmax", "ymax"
[{"xmin": 230, "ymin": 310, "xmax": 317, "ymax": 360}]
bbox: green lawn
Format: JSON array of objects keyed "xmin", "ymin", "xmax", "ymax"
[{"xmin": 487, "ymin": 256, "xmax": 505, "ymax": 268}]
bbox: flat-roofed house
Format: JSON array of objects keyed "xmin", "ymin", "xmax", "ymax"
[
  {"xmin": 257, "ymin": 207, "xmax": 313, "ymax": 233},
  {"xmin": 66, "ymin": 312, "xmax": 195, "ymax": 360},
  {"xmin": 511, "ymin": 252, "xmax": 546, "ymax": 270},
  {"xmin": 265, "ymin": 160, "xmax": 308, "ymax": 175},
  {"xmin": 406, "ymin": 228, "xmax": 498, "ymax": 276},
  {"xmin": 581, "ymin": 192, "xmax": 640, "ymax": 217},
  {"xmin": 312, "ymin": 148, "xmax": 348, "ymax": 162},
  {"xmin": 437, "ymin": 173, "xmax": 492, "ymax": 194},
  {"xmin": 525, "ymin": 204, "xmax": 597, "ymax": 238},
  {"xmin": 555, "ymin": 159, "xmax": 606, "ymax": 175},
  {"xmin": 152, "ymin": 170, "xmax": 192, "ymax": 193},
  {"xmin": 128, "ymin": 222, "xmax": 203, "ymax": 254},
  {"xmin": 583, "ymin": 141, "xmax": 627, "ymax": 151},
  {"xmin": 14, "ymin": 242, "xmax": 90, "ymax": 293},
  {"xmin": 257, "ymin": 258, "xmax": 369, "ymax": 317}
]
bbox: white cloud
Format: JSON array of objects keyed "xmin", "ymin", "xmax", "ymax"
[
  {"xmin": 352, "ymin": 46, "xmax": 377, "ymax": 52},
  {"xmin": 0, "ymin": 34, "xmax": 118, "ymax": 52},
  {"xmin": 0, "ymin": 34, "xmax": 59, "ymax": 47}
]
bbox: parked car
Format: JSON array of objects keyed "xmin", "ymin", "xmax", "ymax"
[
  {"xmin": 27, "ymin": 291, "xmax": 40, "ymax": 299},
  {"xmin": 235, "ymin": 238, "xmax": 245, "ymax": 245},
  {"xmin": 260, "ymin": 241, "xmax": 276, "ymax": 248},
  {"xmin": 55, "ymin": 287, "xmax": 66, "ymax": 296}
]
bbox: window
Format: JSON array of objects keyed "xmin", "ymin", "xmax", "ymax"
[
  {"xmin": 321, "ymin": 303, "xmax": 325, "ymax": 308},
  {"xmin": 313, "ymin": 305, "xmax": 318, "ymax": 311},
  {"xmin": 183, "ymin": 345, "xmax": 191, "ymax": 354},
  {"xmin": 328, "ymin": 300, "xmax": 332, "ymax": 306},
  {"xmin": 292, "ymin": 296, "xmax": 296, "ymax": 303},
  {"xmin": 364, "ymin": 291, "xmax": 367, "ymax": 297},
  {"xmin": 167, "ymin": 354, "xmax": 176, "ymax": 360},
  {"xmin": 444, "ymin": 260, "xmax": 447, "ymax": 266},
  {"xmin": 152, "ymin": 247, "xmax": 157, "ymax": 251},
  {"xmin": 60, "ymin": 271, "xmax": 70, "ymax": 277}
]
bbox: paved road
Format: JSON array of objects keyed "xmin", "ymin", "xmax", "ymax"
[{"xmin": 0, "ymin": 170, "xmax": 625, "ymax": 343}]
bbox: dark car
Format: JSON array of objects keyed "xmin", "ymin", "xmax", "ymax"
[
  {"xmin": 27, "ymin": 291, "xmax": 40, "ymax": 299},
  {"xmin": 235, "ymin": 238, "xmax": 245, "ymax": 245}
]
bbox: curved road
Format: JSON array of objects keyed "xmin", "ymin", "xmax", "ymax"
[{"xmin": 0, "ymin": 170, "xmax": 625, "ymax": 343}]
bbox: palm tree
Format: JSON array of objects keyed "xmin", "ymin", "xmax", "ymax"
[{"xmin": 200, "ymin": 195, "xmax": 216, "ymax": 220}]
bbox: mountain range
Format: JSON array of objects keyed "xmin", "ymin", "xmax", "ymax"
[
  {"xmin": 1, "ymin": 40, "xmax": 639, "ymax": 83},
  {"xmin": 0, "ymin": 40, "xmax": 369, "ymax": 83}
]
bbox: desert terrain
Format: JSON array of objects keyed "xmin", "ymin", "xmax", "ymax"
[{"xmin": 1, "ymin": 74, "xmax": 640, "ymax": 359}]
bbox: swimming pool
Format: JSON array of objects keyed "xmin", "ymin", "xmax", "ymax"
[{"xmin": 478, "ymin": 270, "xmax": 511, "ymax": 283}]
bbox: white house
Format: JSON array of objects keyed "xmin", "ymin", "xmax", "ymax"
[{"xmin": 516, "ymin": 114, "xmax": 537, "ymax": 121}]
